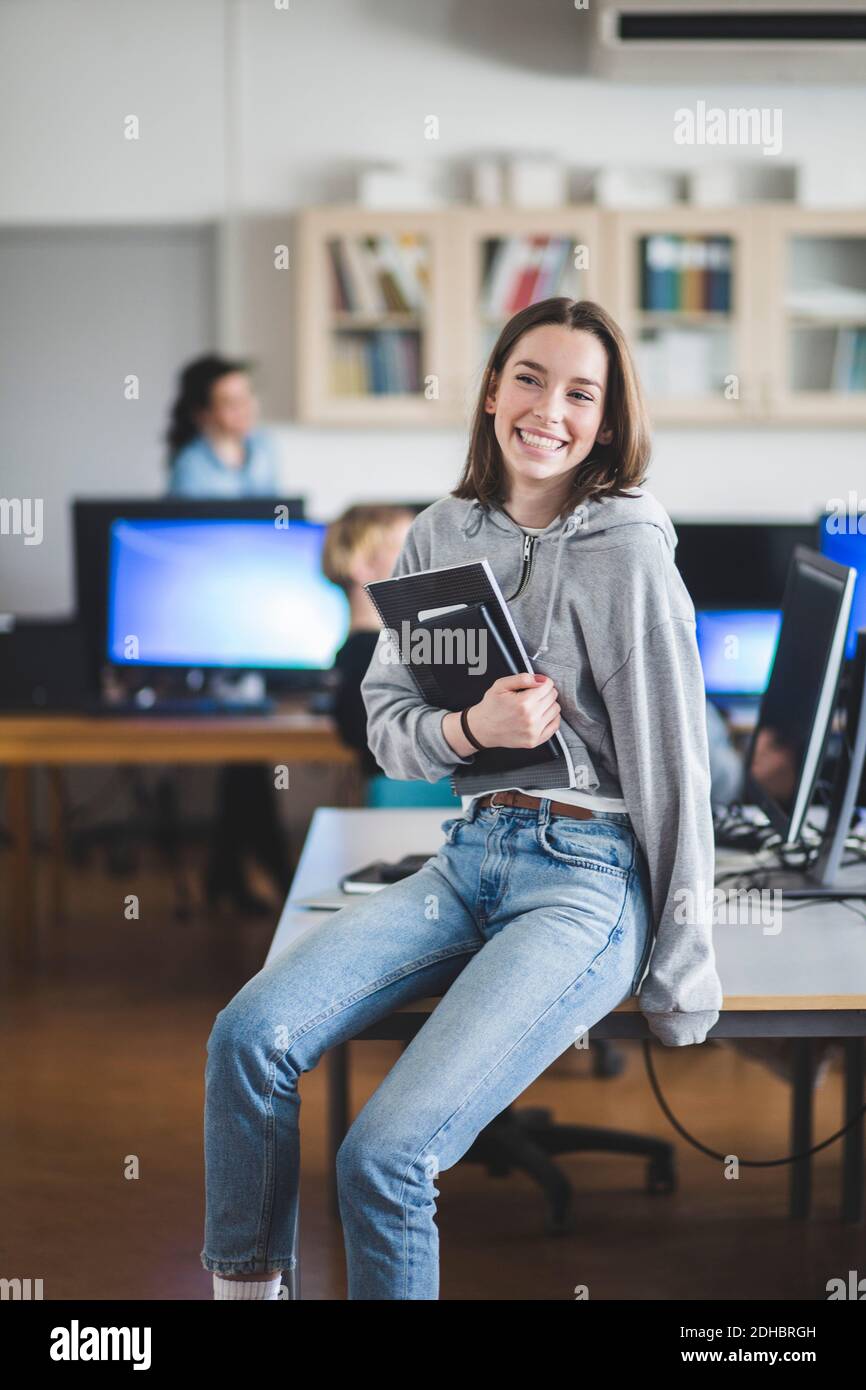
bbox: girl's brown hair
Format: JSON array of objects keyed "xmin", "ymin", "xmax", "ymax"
[{"xmin": 452, "ymin": 298, "xmax": 651, "ymax": 521}]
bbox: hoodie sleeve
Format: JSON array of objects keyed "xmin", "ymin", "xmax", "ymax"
[
  {"xmin": 359, "ymin": 523, "xmax": 479, "ymax": 784},
  {"xmin": 598, "ymin": 616, "xmax": 724, "ymax": 1047}
]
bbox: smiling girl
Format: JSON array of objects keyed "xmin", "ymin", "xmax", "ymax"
[{"xmin": 200, "ymin": 298, "xmax": 723, "ymax": 1301}]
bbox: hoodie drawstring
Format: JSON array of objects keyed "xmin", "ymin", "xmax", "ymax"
[
  {"xmin": 531, "ymin": 504, "xmax": 585, "ymax": 660},
  {"xmin": 461, "ymin": 498, "xmax": 586, "ymax": 661},
  {"xmin": 460, "ymin": 499, "xmax": 486, "ymax": 540}
]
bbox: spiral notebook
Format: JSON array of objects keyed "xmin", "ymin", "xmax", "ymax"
[{"xmin": 365, "ymin": 558, "xmax": 578, "ymax": 795}]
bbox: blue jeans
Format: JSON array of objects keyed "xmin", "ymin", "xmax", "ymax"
[{"xmin": 200, "ymin": 797, "xmax": 654, "ymax": 1299}]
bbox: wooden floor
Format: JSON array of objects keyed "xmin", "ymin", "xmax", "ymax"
[{"xmin": 1, "ymin": 848, "xmax": 864, "ymax": 1301}]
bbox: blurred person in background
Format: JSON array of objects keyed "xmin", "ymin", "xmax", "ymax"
[
  {"xmin": 167, "ymin": 353, "xmax": 278, "ymax": 497},
  {"xmin": 706, "ymin": 699, "xmax": 745, "ymax": 810},
  {"xmin": 322, "ymin": 503, "xmax": 460, "ymax": 808},
  {"xmin": 166, "ymin": 354, "xmax": 290, "ymax": 914},
  {"xmin": 321, "ymin": 503, "xmax": 414, "ymax": 776}
]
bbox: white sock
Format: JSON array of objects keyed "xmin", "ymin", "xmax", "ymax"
[{"xmin": 213, "ymin": 1272, "xmax": 283, "ymax": 1300}]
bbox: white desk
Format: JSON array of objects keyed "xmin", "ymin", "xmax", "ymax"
[
  {"xmin": 269, "ymin": 810, "xmax": 866, "ymax": 1013},
  {"xmin": 268, "ymin": 808, "xmax": 866, "ymax": 1222}
]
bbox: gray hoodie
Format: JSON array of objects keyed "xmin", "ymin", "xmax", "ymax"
[{"xmin": 360, "ymin": 489, "xmax": 724, "ymax": 1047}]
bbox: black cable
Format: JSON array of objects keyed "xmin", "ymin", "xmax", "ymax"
[
  {"xmin": 664, "ymin": 807, "xmax": 866, "ymax": 1162},
  {"xmin": 642, "ymin": 1039, "xmax": 866, "ymax": 1167}
]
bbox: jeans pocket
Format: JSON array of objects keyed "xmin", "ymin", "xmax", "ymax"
[
  {"xmin": 536, "ymin": 817, "xmax": 632, "ymax": 878},
  {"xmin": 440, "ymin": 814, "xmax": 469, "ymax": 846}
]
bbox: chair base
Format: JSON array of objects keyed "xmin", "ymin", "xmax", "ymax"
[{"xmin": 462, "ymin": 1104, "xmax": 676, "ymax": 1234}]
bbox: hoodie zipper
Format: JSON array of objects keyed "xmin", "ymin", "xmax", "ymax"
[{"xmin": 506, "ymin": 533, "xmax": 535, "ymax": 602}]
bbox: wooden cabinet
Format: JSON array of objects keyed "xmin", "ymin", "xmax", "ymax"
[
  {"xmin": 294, "ymin": 207, "xmax": 457, "ymax": 426},
  {"xmin": 760, "ymin": 207, "xmax": 866, "ymax": 423},
  {"xmin": 610, "ymin": 206, "xmax": 760, "ymax": 423},
  {"xmin": 294, "ymin": 203, "xmax": 866, "ymax": 427}
]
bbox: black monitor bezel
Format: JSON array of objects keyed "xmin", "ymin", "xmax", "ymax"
[
  {"xmin": 672, "ymin": 518, "xmax": 821, "ymax": 609},
  {"xmin": 743, "ymin": 545, "xmax": 855, "ymax": 842},
  {"xmin": 73, "ymin": 497, "xmax": 306, "ymax": 685}
]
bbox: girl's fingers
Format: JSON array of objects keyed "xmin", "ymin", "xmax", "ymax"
[
  {"xmin": 537, "ymin": 713, "xmax": 561, "ymax": 743},
  {"xmin": 524, "ymin": 679, "xmax": 558, "ymax": 709}
]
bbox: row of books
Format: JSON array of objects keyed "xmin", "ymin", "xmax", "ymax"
[
  {"xmin": 633, "ymin": 325, "xmax": 729, "ymax": 400},
  {"xmin": 831, "ymin": 327, "xmax": 866, "ymax": 392},
  {"xmin": 330, "ymin": 329, "xmax": 422, "ymax": 395},
  {"xmin": 482, "ymin": 236, "xmax": 583, "ymax": 318},
  {"xmin": 640, "ymin": 235, "xmax": 732, "ymax": 314},
  {"xmin": 328, "ymin": 235, "xmax": 430, "ymax": 316}
]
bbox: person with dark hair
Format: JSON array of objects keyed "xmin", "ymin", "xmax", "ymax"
[
  {"xmin": 167, "ymin": 354, "xmax": 278, "ymax": 496},
  {"xmin": 165, "ymin": 354, "xmax": 289, "ymax": 914}
]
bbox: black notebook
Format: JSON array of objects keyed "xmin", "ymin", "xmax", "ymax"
[{"xmin": 365, "ymin": 558, "xmax": 577, "ymax": 795}]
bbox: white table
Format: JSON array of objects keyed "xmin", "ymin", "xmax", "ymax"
[{"xmin": 268, "ymin": 809, "xmax": 866, "ymax": 1223}]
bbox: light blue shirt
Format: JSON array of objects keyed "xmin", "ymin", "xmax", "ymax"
[{"xmin": 168, "ymin": 429, "xmax": 279, "ymax": 497}]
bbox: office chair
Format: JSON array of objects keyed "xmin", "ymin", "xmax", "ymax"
[{"xmin": 365, "ymin": 771, "xmax": 461, "ymax": 809}]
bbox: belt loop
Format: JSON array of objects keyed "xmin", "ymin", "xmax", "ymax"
[{"xmin": 538, "ymin": 795, "xmax": 552, "ymax": 831}]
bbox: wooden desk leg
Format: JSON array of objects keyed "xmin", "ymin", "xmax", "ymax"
[
  {"xmin": 7, "ymin": 766, "xmax": 35, "ymax": 965},
  {"xmin": 841, "ymin": 1038, "xmax": 864, "ymax": 1225},
  {"xmin": 47, "ymin": 767, "xmax": 66, "ymax": 925},
  {"xmin": 790, "ymin": 1038, "xmax": 813, "ymax": 1220},
  {"xmin": 337, "ymin": 761, "xmax": 364, "ymax": 808},
  {"xmin": 328, "ymin": 1043, "xmax": 350, "ymax": 1218}
]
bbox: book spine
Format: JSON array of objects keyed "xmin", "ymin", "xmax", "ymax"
[
  {"xmin": 706, "ymin": 237, "xmax": 732, "ymax": 313},
  {"xmin": 327, "ymin": 242, "xmax": 349, "ymax": 311}
]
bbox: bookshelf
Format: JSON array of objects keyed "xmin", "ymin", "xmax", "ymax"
[
  {"xmin": 295, "ymin": 204, "xmax": 866, "ymax": 427},
  {"xmin": 451, "ymin": 207, "xmax": 603, "ymax": 425},
  {"xmin": 611, "ymin": 207, "xmax": 758, "ymax": 423},
  {"xmin": 762, "ymin": 208, "xmax": 866, "ymax": 421},
  {"xmin": 295, "ymin": 208, "xmax": 459, "ymax": 425}
]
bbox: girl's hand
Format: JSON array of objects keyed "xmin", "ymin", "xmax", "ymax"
[{"xmin": 466, "ymin": 673, "xmax": 561, "ymax": 749}]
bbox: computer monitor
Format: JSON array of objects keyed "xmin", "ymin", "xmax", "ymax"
[
  {"xmin": 818, "ymin": 513, "xmax": 866, "ymax": 660},
  {"xmin": 695, "ymin": 609, "xmax": 781, "ymax": 699},
  {"xmin": 74, "ymin": 497, "xmax": 309, "ymax": 683},
  {"xmin": 674, "ymin": 521, "xmax": 818, "ymax": 608},
  {"xmin": 743, "ymin": 547, "xmax": 855, "ymax": 843},
  {"xmin": 106, "ymin": 516, "xmax": 349, "ymax": 670}
]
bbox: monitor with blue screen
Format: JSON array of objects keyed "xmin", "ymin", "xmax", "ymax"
[
  {"xmin": 695, "ymin": 609, "xmax": 782, "ymax": 697},
  {"xmin": 107, "ymin": 517, "xmax": 349, "ymax": 669},
  {"xmin": 819, "ymin": 515, "xmax": 866, "ymax": 660}
]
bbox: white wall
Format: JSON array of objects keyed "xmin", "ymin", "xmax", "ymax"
[
  {"xmin": 6, "ymin": 0, "xmax": 866, "ymax": 223},
  {"xmin": 2, "ymin": 0, "xmax": 865, "ymax": 612}
]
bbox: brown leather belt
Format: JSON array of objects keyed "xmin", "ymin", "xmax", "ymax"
[{"xmin": 473, "ymin": 790, "xmax": 593, "ymax": 820}]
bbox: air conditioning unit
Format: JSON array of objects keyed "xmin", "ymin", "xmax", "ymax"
[{"xmin": 590, "ymin": 0, "xmax": 866, "ymax": 80}]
